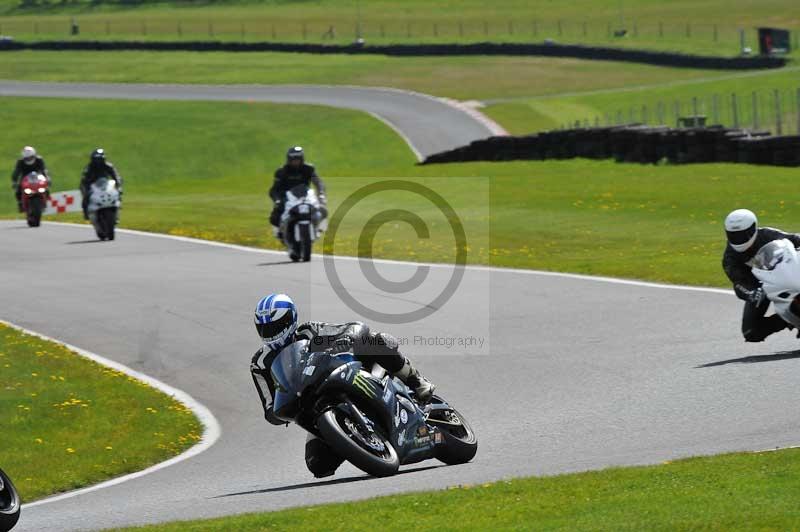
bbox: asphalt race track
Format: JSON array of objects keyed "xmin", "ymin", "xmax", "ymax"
[
  {"xmin": 0, "ymin": 81, "xmax": 501, "ymax": 159},
  {"xmin": 3, "ymin": 83, "xmax": 800, "ymax": 531}
]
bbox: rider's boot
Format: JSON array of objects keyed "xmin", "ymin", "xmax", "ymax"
[
  {"xmin": 395, "ymin": 357, "xmax": 435, "ymax": 403},
  {"xmin": 271, "ymin": 225, "xmax": 283, "ymax": 241}
]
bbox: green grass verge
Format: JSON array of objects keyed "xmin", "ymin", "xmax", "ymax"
[
  {"xmin": 123, "ymin": 448, "xmax": 800, "ymax": 531},
  {"xmin": 0, "ymin": 50, "xmax": 731, "ymax": 101},
  {"xmin": 0, "ymin": 0, "xmax": 798, "ymax": 57},
  {"xmin": 2, "ymin": 96, "xmax": 800, "ymax": 287},
  {"xmin": 0, "ymin": 323, "xmax": 202, "ymax": 501},
  {"xmin": 484, "ymin": 66, "xmax": 800, "ymax": 134}
]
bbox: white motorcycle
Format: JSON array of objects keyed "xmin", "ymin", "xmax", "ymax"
[
  {"xmin": 0, "ymin": 467, "xmax": 21, "ymax": 531},
  {"xmin": 279, "ymin": 184, "xmax": 326, "ymax": 262},
  {"xmin": 751, "ymin": 239, "xmax": 800, "ymax": 328},
  {"xmin": 87, "ymin": 177, "xmax": 121, "ymax": 241}
]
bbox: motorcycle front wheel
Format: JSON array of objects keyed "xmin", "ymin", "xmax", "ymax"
[
  {"xmin": 26, "ymin": 195, "xmax": 43, "ymax": 228},
  {"xmin": 0, "ymin": 468, "xmax": 21, "ymax": 532},
  {"xmin": 317, "ymin": 408, "xmax": 399, "ymax": 477},
  {"xmin": 96, "ymin": 208, "xmax": 116, "ymax": 241},
  {"xmin": 428, "ymin": 402, "xmax": 478, "ymax": 465}
]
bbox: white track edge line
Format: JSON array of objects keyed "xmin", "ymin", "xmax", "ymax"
[
  {"xmin": 366, "ymin": 111, "xmax": 424, "ymax": 162},
  {"xmin": 0, "ymin": 318, "xmax": 222, "ymax": 509},
  {"xmin": 38, "ymin": 221, "xmax": 733, "ymax": 297}
]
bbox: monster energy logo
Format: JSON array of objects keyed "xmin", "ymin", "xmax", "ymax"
[{"xmin": 352, "ymin": 373, "xmax": 377, "ymax": 399}]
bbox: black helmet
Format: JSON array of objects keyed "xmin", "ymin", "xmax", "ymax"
[
  {"xmin": 286, "ymin": 146, "xmax": 304, "ymax": 163},
  {"xmin": 91, "ymin": 148, "xmax": 106, "ymax": 161}
]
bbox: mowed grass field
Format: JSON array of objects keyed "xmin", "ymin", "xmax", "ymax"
[
  {"xmin": 0, "ymin": 323, "xmax": 202, "ymax": 501},
  {"xmin": 2, "ymin": 96, "xmax": 799, "ymax": 287},
  {"xmin": 121, "ymin": 448, "xmax": 800, "ymax": 531},
  {"xmin": 0, "ymin": 0, "xmax": 798, "ymax": 57}
]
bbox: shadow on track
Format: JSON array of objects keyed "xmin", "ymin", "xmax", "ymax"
[
  {"xmin": 256, "ymin": 260, "xmax": 299, "ymax": 267},
  {"xmin": 213, "ymin": 464, "xmax": 442, "ymax": 499},
  {"xmin": 697, "ymin": 350, "xmax": 800, "ymax": 368},
  {"xmin": 66, "ymin": 240, "xmax": 104, "ymax": 245}
]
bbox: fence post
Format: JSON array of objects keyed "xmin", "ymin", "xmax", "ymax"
[
  {"xmin": 692, "ymin": 97, "xmax": 699, "ymax": 125},
  {"xmin": 508, "ymin": 20, "xmax": 513, "ymax": 35},
  {"xmin": 712, "ymin": 94, "xmax": 719, "ymax": 124},
  {"xmin": 673, "ymin": 100, "xmax": 680, "ymax": 126},
  {"xmin": 732, "ymin": 93, "xmax": 739, "ymax": 128},
  {"xmin": 656, "ymin": 101, "xmax": 664, "ymax": 124},
  {"xmin": 605, "ymin": 112, "xmax": 611, "ymax": 126},
  {"xmin": 629, "ymin": 107, "xmax": 635, "ymax": 124},
  {"xmin": 642, "ymin": 104, "xmax": 648, "ymax": 124},
  {"xmin": 659, "ymin": 21, "xmax": 663, "ymax": 37},
  {"xmin": 774, "ymin": 89, "xmax": 783, "ymax": 135},
  {"xmin": 796, "ymin": 88, "xmax": 800, "ymax": 135},
  {"xmin": 616, "ymin": 110, "xmax": 623, "ymax": 125},
  {"xmin": 557, "ymin": 20, "xmax": 562, "ymax": 36},
  {"xmin": 595, "ymin": 116, "xmax": 600, "ymax": 127},
  {"xmin": 752, "ymin": 92, "xmax": 759, "ymax": 129}
]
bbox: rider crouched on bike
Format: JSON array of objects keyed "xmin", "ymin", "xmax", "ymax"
[
  {"xmin": 269, "ymin": 147, "xmax": 327, "ymax": 239},
  {"xmin": 11, "ymin": 146, "xmax": 49, "ymax": 212},
  {"xmin": 80, "ymin": 148, "xmax": 123, "ymax": 219},
  {"xmin": 249, "ymin": 293, "xmax": 434, "ymax": 478},
  {"xmin": 723, "ymin": 208, "xmax": 800, "ymax": 342}
]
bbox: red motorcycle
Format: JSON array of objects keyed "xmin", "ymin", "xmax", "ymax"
[{"xmin": 19, "ymin": 172, "xmax": 50, "ymax": 227}]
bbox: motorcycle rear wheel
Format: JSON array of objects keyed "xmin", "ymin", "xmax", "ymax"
[
  {"xmin": 0, "ymin": 468, "xmax": 21, "ymax": 532},
  {"xmin": 318, "ymin": 408, "xmax": 399, "ymax": 477}
]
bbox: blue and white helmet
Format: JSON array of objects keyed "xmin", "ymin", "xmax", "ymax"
[{"xmin": 254, "ymin": 293, "xmax": 298, "ymax": 351}]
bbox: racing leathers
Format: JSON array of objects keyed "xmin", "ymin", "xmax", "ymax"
[
  {"xmin": 80, "ymin": 161, "xmax": 122, "ymax": 219},
  {"xmin": 250, "ymin": 321, "xmax": 432, "ymax": 477},
  {"xmin": 11, "ymin": 156, "xmax": 49, "ymax": 211},
  {"xmin": 269, "ymin": 163, "xmax": 326, "ymax": 229},
  {"xmin": 723, "ymin": 227, "xmax": 800, "ymax": 342}
]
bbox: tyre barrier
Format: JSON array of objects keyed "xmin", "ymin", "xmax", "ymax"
[
  {"xmin": 421, "ymin": 125, "xmax": 800, "ymax": 167},
  {"xmin": 0, "ymin": 39, "xmax": 786, "ymax": 70}
]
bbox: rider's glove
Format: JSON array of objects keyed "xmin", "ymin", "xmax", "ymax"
[
  {"xmin": 332, "ymin": 337, "xmax": 353, "ymax": 353},
  {"xmin": 748, "ymin": 287, "xmax": 766, "ymax": 307},
  {"xmin": 319, "ymin": 194, "xmax": 327, "ymax": 206}
]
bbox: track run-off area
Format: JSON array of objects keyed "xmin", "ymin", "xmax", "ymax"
[{"xmin": 2, "ymin": 82, "xmax": 800, "ymax": 530}]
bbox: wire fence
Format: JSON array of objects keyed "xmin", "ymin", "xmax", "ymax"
[
  {"xmin": 0, "ymin": 16, "xmax": 797, "ymax": 50},
  {"xmin": 562, "ymin": 87, "xmax": 800, "ymax": 136}
]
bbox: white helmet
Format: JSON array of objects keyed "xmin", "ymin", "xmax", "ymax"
[
  {"xmin": 725, "ymin": 209, "xmax": 758, "ymax": 252},
  {"xmin": 21, "ymin": 146, "xmax": 36, "ymax": 163}
]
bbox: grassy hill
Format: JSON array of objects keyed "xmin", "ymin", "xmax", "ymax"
[{"xmin": 0, "ymin": 0, "xmax": 797, "ymax": 56}]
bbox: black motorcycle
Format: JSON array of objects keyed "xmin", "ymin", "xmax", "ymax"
[
  {"xmin": 270, "ymin": 340, "xmax": 477, "ymax": 477},
  {"xmin": 0, "ymin": 468, "xmax": 20, "ymax": 531}
]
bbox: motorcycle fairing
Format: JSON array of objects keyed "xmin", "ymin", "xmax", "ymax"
[{"xmin": 752, "ymin": 239, "xmax": 800, "ymax": 328}]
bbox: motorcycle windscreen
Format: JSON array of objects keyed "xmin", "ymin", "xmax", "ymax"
[
  {"xmin": 270, "ymin": 341, "xmax": 308, "ymax": 420},
  {"xmin": 752, "ymin": 240, "xmax": 800, "ymax": 290}
]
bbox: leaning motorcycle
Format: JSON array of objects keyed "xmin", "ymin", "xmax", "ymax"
[
  {"xmin": 279, "ymin": 185, "xmax": 325, "ymax": 262},
  {"xmin": 86, "ymin": 177, "xmax": 121, "ymax": 241},
  {"xmin": 264, "ymin": 340, "xmax": 477, "ymax": 477},
  {"xmin": 0, "ymin": 468, "xmax": 21, "ymax": 531},
  {"xmin": 751, "ymin": 238, "xmax": 800, "ymax": 328},
  {"xmin": 19, "ymin": 172, "xmax": 50, "ymax": 228}
]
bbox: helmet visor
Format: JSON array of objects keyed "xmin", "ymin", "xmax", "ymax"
[
  {"xmin": 726, "ymin": 223, "xmax": 757, "ymax": 246},
  {"xmin": 255, "ymin": 310, "xmax": 295, "ymax": 341}
]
